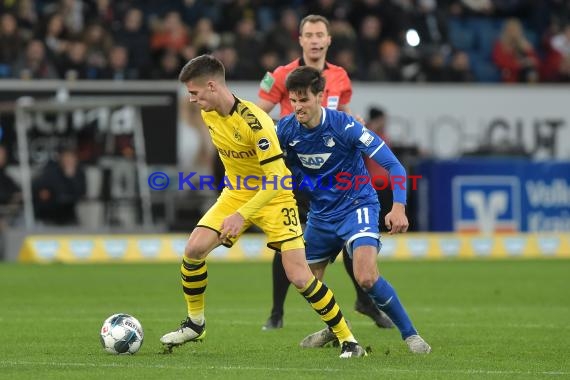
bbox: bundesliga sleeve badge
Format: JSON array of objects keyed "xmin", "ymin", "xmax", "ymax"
[{"xmin": 260, "ymin": 72, "xmax": 275, "ymax": 93}]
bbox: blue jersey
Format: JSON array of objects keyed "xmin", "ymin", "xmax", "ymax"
[{"xmin": 277, "ymin": 108, "xmax": 406, "ymax": 223}]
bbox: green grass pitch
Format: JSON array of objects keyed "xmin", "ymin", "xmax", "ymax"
[{"xmin": 0, "ymin": 260, "xmax": 569, "ymax": 379}]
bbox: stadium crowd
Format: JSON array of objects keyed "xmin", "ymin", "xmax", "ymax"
[{"xmin": 0, "ymin": 0, "xmax": 569, "ymax": 83}]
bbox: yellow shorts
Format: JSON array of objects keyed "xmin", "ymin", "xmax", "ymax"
[{"xmin": 197, "ymin": 190, "xmax": 304, "ymax": 251}]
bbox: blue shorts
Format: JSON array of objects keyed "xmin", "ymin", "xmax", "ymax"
[{"xmin": 304, "ymin": 203, "xmax": 381, "ymax": 264}]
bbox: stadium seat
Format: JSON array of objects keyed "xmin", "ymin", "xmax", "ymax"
[
  {"xmin": 467, "ymin": 51, "xmax": 501, "ymax": 82},
  {"xmin": 470, "ymin": 18, "xmax": 501, "ymax": 58},
  {"xmin": 448, "ymin": 18, "xmax": 476, "ymax": 51},
  {"xmin": 0, "ymin": 64, "xmax": 11, "ymax": 78}
]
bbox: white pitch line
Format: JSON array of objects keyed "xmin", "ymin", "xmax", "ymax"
[{"xmin": 0, "ymin": 361, "xmax": 568, "ymax": 376}]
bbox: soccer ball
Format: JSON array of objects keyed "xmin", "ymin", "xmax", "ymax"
[{"xmin": 100, "ymin": 313, "xmax": 144, "ymax": 354}]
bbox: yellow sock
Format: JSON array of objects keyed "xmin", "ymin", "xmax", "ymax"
[
  {"xmin": 299, "ymin": 276, "xmax": 355, "ymax": 344},
  {"xmin": 181, "ymin": 257, "xmax": 207, "ymax": 325}
]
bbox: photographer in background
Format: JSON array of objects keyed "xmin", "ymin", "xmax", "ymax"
[{"xmin": 33, "ymin": 144, "xmax": 86, "ymax": 226}]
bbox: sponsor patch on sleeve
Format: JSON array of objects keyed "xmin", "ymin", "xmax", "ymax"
[
  {"xmin": 260, "ymin": 73, "xmax": 275, "ymax": 93},
  {"xmin": 326, "ymin": 96, "xmax": 339, "ymax": 109},
  {"xmin": 257, "ymin": 137, "xmax": 271, "ymax": 151},
  {"xmin": 359, "ymin": 131, "xmax": 374, "ymax": 147}
]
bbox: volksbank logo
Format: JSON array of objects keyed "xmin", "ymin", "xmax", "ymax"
[
  {"xmin": 239, "ymin": 236, "xmax": 265, "ymax": 258},
  {"xmin": 439, "ymin": 238, "xmax": 461, "ymax": 257},
  {"xmin": 503, "ymin": 237, "xmax": 526, "ymax": 256},
  {"xmin": 104, "ymin": 239, "xmax": 128, "ymax": 259},
  {"xmin": 137, "ymin": 239, "xmax": 161, "ymax": 258},
  {"xmin": 297, "ymin": 153, "xmax": 332, "ymax": 169},
  {"xmin": 407, "ymin": 238, "xmax": 428, "ymax": 258},
  {"xmin": 33, "ymin": 240, "xmax": 59, "ymax": 260},
  {"xmin": 453, "ymin": 176, "xmax": 521, "ymax": 233},
  {"xmin": 171, "ymin": 239, "xmax": 187, "ymax": 257},
  {"xmin": 69, "ymin": 240, "xmax": 94, "ymax": 259}
]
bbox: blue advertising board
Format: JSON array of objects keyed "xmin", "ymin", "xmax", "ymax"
[{"xmin": 415, "ymin": 159, "xmax": 570, "ymax": 232}]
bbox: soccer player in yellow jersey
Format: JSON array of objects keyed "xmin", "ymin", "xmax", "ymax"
[{"xmin": 160, "ymin": 54, "xmax": 366, "ymax": 358}]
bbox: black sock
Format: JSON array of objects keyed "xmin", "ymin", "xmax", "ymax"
[
  {"xmin": 270, "ymin": 251, "xmax": 290, "ymax": 318},
  {"xmin": 342, "ymin": 247, "xmax": 372, "ymax": 306}
]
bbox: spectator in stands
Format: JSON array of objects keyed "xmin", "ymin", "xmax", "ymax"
[
  {"xmin": 13, "ymin": 0, "xmax": 37, "ymax": 41},
  {"xmin": 492, "ymin": 18, "xmax": 540, "ymax": 83},
  {"xmin": 328, "ymin": 19, "xmax": 357, "ymax": 60},
  {"xmin": 263, "ymin": 8, "xmax": 299, "ymax": 61},
  {"xmin": 550, "ymin": 24, "xmax": 570, "ymax": 57},
  {"xmin": 0, "ymin": 144, "xmax": 21, "ymax": 226},
  {"xmin": 455, "ymin": 0, "xmax": 495, "ymax": 16},
  {"xmin": 150, "ymin": 11, "xmax": 190, "ymax": 55},
  {"xmin": 58, "ymin": 39, "xmax": 89, "ymax": 79},
  {"xmin": 191, "ymin": 18, "xmax": 221, "ymax": 55},
  {"xmin": 82, "ymin": 22, "xmax": 113, "ymax": 77},
  {"xmin": 33, "ymin": 144, "xmax": 86, "ymax": 226},
  {"xmin": 413, "ymin": 0, "xmax": 449, "ymax": 54},
  {"xmin": 333, "ymin": 48, "xmax": 360, "ymax": 79},
  {"xmin": 211, "ymin": 46, "xmax": 236, "ymax": 80},
  {"xmin": 542, "ymin": 24, "xmax": 570, "ymax": 82},
  {"xmin": 422, "ymin": 50, "xmax": 448, "ymax": 82},
  {"xmin": 356, "ymin": 15, "xmax": 383, "ymax": 74},
  {"xmin": 305, "ymin": 0, "xmax": 349, "ymax": 22},
  {"xmin": 44, "ymin": 0, "xmax": 85, "ymax": 36},
  {"xmin": 114, "ymin": 8, "xmax": 150, "ymax": 77},
  {"xmin": 368, "ymin": 39, "xmax": 405, "ymax": 81},
  {"xmin": 12, "ymin": 39, "xmax": 58, "ymax": 79},
  {"xmin": 100, "ymin": 45, "xmax": 138, "ymax": 80},
  {"xmin": 219, "ymin": 0, "xmax": 259, "ymax": 33},
  {"xmin": 41, "ymin": 13, "xmax": 70, "ymax": 69},
  {"xmin": 1, "ymin": 1, "xmax": 569, "ymax": 83},
  {"xmin": 448, "ymin": 50, "xmax": 475, "ymax": 82},
  {"xmin": 0, "ymin": 13, "xmax": 22, "ymax": 75},
  {"xmin": 232, "ymin": 18, "xmax": 262, "ymax": 79},
  {"xmin": 91, "ymin": 0, "xmax": 115, "ymax": 28},
  {"xmin": 349, "ymin": 0, "xmax": 407, "ymax": 44},
  {"xmin": 179, "ymin": 0, "xmax": 221, "ymax": 28},
  {"xmin": 149, "ymin": 49, "xmax": 182, "ymax": 80},
  {"xmin": 258, "ymin": 49, "xmax": 280, "ymax": 75}
]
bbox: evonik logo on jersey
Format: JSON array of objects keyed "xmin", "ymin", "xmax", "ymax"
[
  {"xmin": 217, "ymin": 147, "xmax": 256, "ymax": 159},
  {"xmin": 297, "ymin": 153, "xmax": 332, "ymax": 169}
]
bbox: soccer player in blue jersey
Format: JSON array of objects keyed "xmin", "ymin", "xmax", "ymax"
[{"xmin": 276, "ymin": 66, "xmax": 431, "ymax": 353}]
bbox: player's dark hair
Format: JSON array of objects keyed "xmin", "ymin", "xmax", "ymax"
[
  {"xmin": 285, "ymin": 66, "xmax": 326, "ymax": 96},
  {"xmin": 178, "ymin": 54, "xmax": 225, "ymax": 83},
  {"xmin": 299, "ymin": 14, "xmax": 330, "ymax": 35}
]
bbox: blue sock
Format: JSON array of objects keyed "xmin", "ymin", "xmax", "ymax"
[{"xmin": 367, "ymin": 277, "xmax": 417, "ymax": 339}]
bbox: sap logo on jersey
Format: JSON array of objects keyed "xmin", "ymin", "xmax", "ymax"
[
  {"xmin": 297, "ymin": 153, "xmax": 332, "ymax": 169},
  {"xmin": 453, "ymin": 176, "xmax": 521, "ymax": 233}
]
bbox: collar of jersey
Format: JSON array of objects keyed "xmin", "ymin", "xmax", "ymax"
[
  {"xmin": 300, "ymin": 107, "xmax": 327, "ymax": 134},
  {"xmin": 229, "ymin": 95, "xmax": 239, "ymax": 115},
  {"xmin": 299, "ymin": 57, "xmax": 330, "ymax": 71}
]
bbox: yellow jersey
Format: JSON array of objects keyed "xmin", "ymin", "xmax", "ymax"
[{"xmin": 202, "ymin": 96, "xmax": 292, "ymax": 199}]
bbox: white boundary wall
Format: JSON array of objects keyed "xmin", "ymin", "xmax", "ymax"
[{"xmin": 231, "ymin": 83, "xmax": 570, "ymax": 159}]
